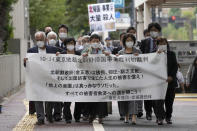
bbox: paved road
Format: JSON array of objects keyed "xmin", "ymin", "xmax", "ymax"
[{"xmin": 0, "ymin": 87, "xmax": 197, "ymax": 131}]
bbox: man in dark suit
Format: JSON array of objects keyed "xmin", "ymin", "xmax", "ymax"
[
  {"xmin": 140, "ymin": 23, "xmax": 162, "ymax": 121},
  {"xmin": 52, "ymin": 24, "xmax": 68, "ymax": 122},
  {"xmin": 152, "ymin": 38, "xmax": 178, "ymax": 125},
  {"xmin": 24, "ymin": 31, "xmax": 60, "ymax": 125},
  {"xmin": 55, "ymin": 24, "xmax": 68, "ymax": 51}
]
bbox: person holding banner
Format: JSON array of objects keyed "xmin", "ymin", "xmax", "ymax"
[
  {"xmin": 24, "ymin": 31, "xmax": 61, "ymax": 125},
  {"xmin": 62, "ymin": 38, "xmax": 81, "ymax": 123},
  {"xmin": 112, "ymin": 32, "xmax": 126, "ymax": 55},
  {"xmin": 53, "ymin": 24, "xmax": 68, "ymax": 122},
  {"xmin": 155, "ymin": 38, "xmax": 178, "ymax": 125},
  {"xmin": 140, "ymin": 22, "xmax": 162, "ymax": 121},
  {"xmin": 82, "ymin": 34, "xmax": 109, "ymax": 124},
  {"xmin": 117, "ymin": 33, "xmax": 142, "ymax": 125}
]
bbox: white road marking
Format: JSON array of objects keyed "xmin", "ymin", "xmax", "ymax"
[{"xmin": 93, "ymin": 120, "xmax": 105, "ymax": 131}]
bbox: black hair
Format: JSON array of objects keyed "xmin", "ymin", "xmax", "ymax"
[
  {"xmin": 143, "ymin": 29, "xmax": 149, "ymax": 36},
  {"xmin": 156, "ymin": 38, "xmax": 170, "ymax": 51},
  {"xmin": 148, "ymin": 22, "xmax": 162, "ymax": 32},
  {"xmin": 58, "ymin": 24, "xmax": 68, "ymax": 33},
  {"xmin": 193, "ymin": 57, "xmax": 197, "ymax": 66},
  {"xmin": 64, "ymin": 38, "xmax": 76, "ymax": 46},
  {"xmin": 127, "ymin": 27, "xmax": 136, "ymax": 33},
  {"xmin": 122, "ymin": 33, "xmax": 136, "ymax": 48},
  {"xmin": 90, "ymin": 34, "xmax": 101, "ymax": 42},
  {"xmin": 126, "ymin": 27, "xmax": 136, "ymax": 33},
  {"xmin": 120, "ymin": 32, "xmax": 126, "ymax": 40},
  {"xmin": 177, "ymin": 63, "xmax": 181, "ymax": 68}
]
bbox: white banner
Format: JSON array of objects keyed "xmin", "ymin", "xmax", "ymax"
[
  {"xmin": 25, "ymin": 53, "xmax": 168, "ymax": 102},
  {"xmin": 88, "ymin": 2, "xmax": 116, "ymax": 32}
]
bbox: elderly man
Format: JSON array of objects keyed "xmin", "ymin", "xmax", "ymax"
[
  {"xmin": 47, "ymin": 31, "xmax": 57, "ymax": 46},
  {"xmin": 24, "ymin": 31, "xmax": 60, "ymax": 125}
]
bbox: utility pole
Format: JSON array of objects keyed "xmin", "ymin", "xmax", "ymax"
[
  {"xmin": 196, "ymin": 14, "xmax": 197, "ymax": 29},
  {"xmin": 130, "ymin": 0, "xmax": 135, "ymax": 27},
  {"xmin": 152, "ymin": 7, "xmax": 156, "ymax": 22}
]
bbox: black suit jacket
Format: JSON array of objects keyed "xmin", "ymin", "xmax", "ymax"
[
  {"xmin": 140, "ymin": 38, "xmax": 157, "ymax": 54},
  {"xmin": 167, "ymin": 51, "xmax": 178, "ymax": 88},
  {"xmin": 55, "ymin": 40, "xmax": 67, "ymax": 52}
]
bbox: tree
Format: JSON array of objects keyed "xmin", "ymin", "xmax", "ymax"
[
  {"xmin": 182, "ymin": 10, "xmax": 195, "ymax": 40},
  {"xmin": 29, "ymin": 0, "xmax": 96, "ymax": 39},
  {"xmin": 63, "ymin": 0, "xmax": 96, "ymax": 37},
  {"xmin": 0, "ymin": 0, "xmax": 18, "ymax": 53},
  {"xmin": 169, "ymin": 8, "xmax": 181, "ymax": 17}
]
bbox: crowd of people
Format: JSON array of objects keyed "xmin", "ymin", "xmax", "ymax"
[{"xmin": 24, "ymin": 22, "xmax": 197, "ymax": 126}]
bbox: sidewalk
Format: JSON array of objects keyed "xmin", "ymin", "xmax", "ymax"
[
  {"xmin": 0, "ymin": 87, "xmax": 26, "ymax": 131},
  {"xmin": 0, "ymin": 85, "xmax": 197, "ymax": 131}
]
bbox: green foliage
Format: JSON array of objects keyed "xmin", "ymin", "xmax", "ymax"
[
  {"xmin": 169, "ymin": 8, "xmax": 181, "ymax": 16},
  {"xmin": 162, "ymin": 24, "xmax": 188, "ymax": 40},
  {"xmin": 194, "ymin": 7, "xmax": 197, "ymax": 15},
  {"xmin": 29, "ymin": 0, "xmax": 96, "ymax": 38},
  {"xmin": 0, "ymin": 0, "xmax": 18, "ymax": 53}
]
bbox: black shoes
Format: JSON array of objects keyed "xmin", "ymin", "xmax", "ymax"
[
  {"xmin": 146, "ymin": 114, "xmax": 152, "ymax": 120},
  {"xmin": 157, "ymin": 120, "xmax": 163, "ymax": 125},
  {"xmin": 137, "ymin": 112, "xmax": 143, "ymax": 118},
  {"xmin": 54, "ymin": 115, "xmax": 62, "ymax": 122},
  {"xmin": 120, "ymin": 116, "xmax": 124, "ymax": 121},
  {"xmin": 166, "ymin": 118, "xmax": 172, "ymax": 124},
  {"xmin": 66, "ymin": 120, "xmax": 72, "ymax": 124},
  {"xmin": 36, "ymin": 119, "xmax": 45, "ymax": 125},
  {"xmin": 75, "ymin": 119, "xmax": 80, "ymax": 122}
]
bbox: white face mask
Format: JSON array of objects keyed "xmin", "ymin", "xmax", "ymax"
[
  {"xmin": 37, "ymin": 41, "xmax": 45, "ymax": 48},
  {"xmin": 59, "ymin": 33, "xmax": 67, "ymax": 40},
  {"xmin": 67, "ymin": 45, "xmax": 75, "ymax": 51},
  {"xmin": 150, "ymin": 31, "xmax": 159, "ymax": 38},
  {"xmin": 157, "ymin": 45, "xmax": 167, "ymax": 52},
  {"xmin": 91, "ymin": 42, "xmax": 100, "ymax": 49},
  {"xmin": 145, "ymin": 36, "xmax": 150, "ymax": 39},
  {"xmin": 126, "ymin": 41, "xmax": 134, "ymax": 48},
  {"xmin": 48, "ymin": 39, "xmax": 56, "ymax": 46},
  {"xmin": 83, "ymin": 43, "xmax": 89, "ymax": 48}
]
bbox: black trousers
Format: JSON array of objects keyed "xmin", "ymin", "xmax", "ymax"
[
  {"xmin": 74, "ymin": 102, "xmax": 84, "ymax": 120},
  {"xmin": 82, "ymin": 102, "xmax": 89, "ymax": 117},
  {"xmin": 87, "ymin": 102, "xmax": 107, "ymax": 118},
  {"xmin": 152, "ymin": 100, "xmax": 165, "ymax": 120},
  {"xmin": 144, "ymin": 100, "xmax": 153, "ymax": 115},
  {"xmin": 29, "ymin": 101, "xmax": 36, "ymax": 114},
  {"xmin": 53, "ymin": 102, "xmax": 62, "ymax": 118},
  {"xmin": 63, "ymin": 102, "xmax": 72, "ymax": 121},
  {"xmin": 45, "ymin": 102, "xmax": 55, "ymax": 119},
  {"xmin": 165, "ymin": 87, "xmax": 176, "ymax": 119}
]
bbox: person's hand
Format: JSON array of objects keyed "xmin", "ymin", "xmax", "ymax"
[
  {"xmin": 115, "ymin": 54, "xmax": 119, "ymax": 57},
  {"xmin": 104, "ymin": 52, "xmax": 110, "ymax": 56},
  {"xmin": 24, "ymin": 58, "xmax": 28, "ymax": 63},
  {"xmin": 134, "ymin": 53, "xmax": 139, "ymax": 56},
  {"xmin": 157, "ymin": 50, "xmax": 163, "ymax": 54},
  {"xmin": 82, "ymin": 53, "xmax": 88, "ymax": 57},
  {"xmin": 166, "ymin": 76, "xmax": 173, "ymax": 83},
  {"xmin": 56, "ymin": 52, "xmax": 60, "ymax": 56}
]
